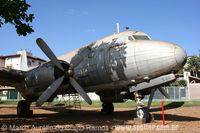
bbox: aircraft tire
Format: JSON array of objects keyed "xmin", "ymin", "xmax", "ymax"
[
  {"xmin": 17, "ymin": 100, "xmax": 32, "ymax": 118},
  {"xmin": 101, "ymin": 103, "xmax": 114, "ymax": 114},
  {"xmin": 136, "ymin": 107, "xmax": 150, "ymax": 123}
]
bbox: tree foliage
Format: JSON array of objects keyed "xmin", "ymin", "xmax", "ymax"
[
  {"xmin": 0, "ymin": 0, "xmax": 34, "ymax": 36},
  {"xmin": 177, "ymin": 79, "xmax": 187, "ymax": 86},
  {"xmin": 185, "ymin": 56, "xmax": 200, "ymax": 77}
]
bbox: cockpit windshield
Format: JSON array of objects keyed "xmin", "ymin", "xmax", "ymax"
[
  {"xmin": 114, "ymin": 36, "xmax": 133, "ymax": 44},
  {"xmin": 133, "ymin": 35, "xmax": 150, "ymax": 40}
]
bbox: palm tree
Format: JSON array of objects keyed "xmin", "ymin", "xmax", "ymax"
[{"xmin": 185, "ymin": 56, "xmax": 200, "ymax": 77}]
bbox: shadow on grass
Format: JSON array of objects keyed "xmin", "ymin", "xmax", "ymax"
[
  {"xmin": 0, "ymin": 106, "xmax": 199, "ymax": 123},
  {"xmin": 150, "ymin": 102, "xmax": 185, "ymax": 112}
]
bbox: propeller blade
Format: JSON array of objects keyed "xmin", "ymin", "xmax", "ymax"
[
  {"xmin": 69, "ymin": 77, "xmax": 92, "ymax": 105},
  {"xmin": 147, "ymin": 88, "xmax": 156, "ymax": 109},
  {"xmin": 158, "ymin": 87, "xmax": 170, "ymax": 99},
  {"xmin": 36, "ymin": 38, "xmax": 64, "ymax": 71},
  {"xmin": 36, "ymin": 76, "xmax": 64, "ymax": 106}
]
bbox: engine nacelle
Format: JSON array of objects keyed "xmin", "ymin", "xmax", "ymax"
[
  {"xmin": 25, "ymin": 62, "xmax": 55, "ymax": 89},
  {"xmin": 19, "ymin": 61, "xmax": 69, "ymax": 101}
]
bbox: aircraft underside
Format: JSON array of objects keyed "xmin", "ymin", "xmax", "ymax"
[{"xmin": 16, "ymin": 73, "xmax": 175, "ymax": 122}]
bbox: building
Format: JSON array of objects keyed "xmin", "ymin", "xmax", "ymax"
[
  {"xmin": 184, "ymin": 71, "xmax": 200, "ymax": 100},
  {"xmin": 0, "ymin": 50, "xmax": 46, "ymax": 100},
  {"xmin": 0, "ymin": 50, "xmax": 45, "ymax": 70}
]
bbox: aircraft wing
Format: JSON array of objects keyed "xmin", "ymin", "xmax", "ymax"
[
  {"xmin": 0, "ymin": 67, "xmax": 25, "ymax": 88},
  {"xmin": 129, "ymin": 74, "xmax": 176, "ymax": 92}
]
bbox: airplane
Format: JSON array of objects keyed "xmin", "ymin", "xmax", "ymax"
[{"xmin": 0, "ymin": 30, "xmax": 187, "ymax": 122}]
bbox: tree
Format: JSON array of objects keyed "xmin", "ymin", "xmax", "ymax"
[
  {"xmin": 185, "ymin": 56, "xmax": 200, "ymax": 77},
  {"xmin": 169, "ymin": 79, "xmax": 187, "ymax": 87},
  {"xmin": 0, "ymin": 0, "xmax": 34, "ymax": 36},
  {"xmin": 177, "ymin": 79, "xmax": 187, "ymax": 86}
]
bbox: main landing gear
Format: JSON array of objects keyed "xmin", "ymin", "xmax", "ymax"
[
  {"xmin": 101, "ymin": 102, "xmax": 114, "ymax": 114},
  {"xmin": 134, "ymin": 92, "xmax": 152, "ymax": 123},
  {"xmin": 17, "ymin": 100, "xmax": 33, "ymax": 118}
]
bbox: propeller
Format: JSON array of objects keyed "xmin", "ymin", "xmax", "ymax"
[
  {"xmin": 35, "ymin": 38, "xmax": 92, "ymax": 106},
  {"xmin": 36, "ymin": 76, "xmax": 64, "ymax": 107},
  {"xmin": 36, "ymin": 38, "xmax": 64, "ymax": 71}
]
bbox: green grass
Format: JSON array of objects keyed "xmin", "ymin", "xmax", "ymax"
[
  {"xmin": 81, "ymin": 100, "xmax": 200, "ymax": 108},
  {"xmin": 0, "ymin": 99, "xmax": 19, "ymax": 105},
  {"xmin": 178, "ymin": 100, "xmax": 200, "ymax": 107},
  {"xmin": 1, "ymin": 100, "xmax": 200, "ymax": 108}
]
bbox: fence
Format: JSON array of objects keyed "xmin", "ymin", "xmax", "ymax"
[
  {"xmin": 0, "ymin": 86, "xmax": 190, "ymax": 101},
  {"xmin": 144, "ymin": 86, "xmax": 188, "ymax": 101}
]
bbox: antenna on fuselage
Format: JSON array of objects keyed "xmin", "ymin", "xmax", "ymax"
[
  {"xmin": 125, "ymin": 27, "xmax": 129, "ymax": 30},
  {"xmin": 116, "ymin": 23, "xmax": 120, "ymax": 33}
]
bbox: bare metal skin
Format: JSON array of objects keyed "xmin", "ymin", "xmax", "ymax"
[
  {"xmin": 58, "ymin": 30, "xmax": 186, "ymax": 92},
  {"xmin": 0, "ymin": 30, "xmax": 187, "ymax": 120}
]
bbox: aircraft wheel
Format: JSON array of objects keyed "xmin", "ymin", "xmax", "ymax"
[
  {"xmin": 136, "ymin": 107, "xmax": 150, "ymax": 122},
  {"xmin": 17, "ymin": 100, "xmax": 32, "ymax": 118},
  {"xmin": 101, "ymin": 103, "xmax": 114, "ymax": 114}
]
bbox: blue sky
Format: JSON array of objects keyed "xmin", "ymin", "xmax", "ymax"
[{"xmin": 0, "ymin": 0, "xmax": 200, "ymax": 59}]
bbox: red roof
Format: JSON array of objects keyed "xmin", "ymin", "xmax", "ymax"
[
  {"xmin": 0, "ymin": 54, "xmax": 46, "ymax": 62},
  {"xmin": 27, "ymin": 55, "xmax": 46, "ymax": 62},
  {"xmin": 0, "ymin": 54, "xmax": 21, "ymax": 59}
]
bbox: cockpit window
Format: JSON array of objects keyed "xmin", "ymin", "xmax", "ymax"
[
  {"xmin": 128, "ymin": 36, "xmax": 134, "ymax": 40},
  {"xmin": 115, "ymin": 36, "xmax": 128, "ymax": 44},
  {"xmin": 115, "ymin": 36, "xmax": 133, "ymax": 44},
  {"xmin": 133, "ymin": 35, "xmax": 150, "ymax": 40}
]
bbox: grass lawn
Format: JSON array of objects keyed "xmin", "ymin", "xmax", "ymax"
[{"xmin": 1, "ymin": 99, "xmax": 200, "ymax": 108}]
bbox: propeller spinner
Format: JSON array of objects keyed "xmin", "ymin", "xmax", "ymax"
[{"xmin": 35, "ymin": 38, "xmax": 92, "ymax": 106}]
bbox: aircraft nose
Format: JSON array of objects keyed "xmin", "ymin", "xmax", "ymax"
[
  {"xmin": 174, "ymin": 44, "xmax": 187, "ymax": 68},
  {"xmin": 129, "ymin": 40, "xmax": 187, "ymax": 78}
]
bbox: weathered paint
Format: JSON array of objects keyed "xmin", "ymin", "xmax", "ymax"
[
  {"xmin": 0, "ymin": 30, "xmax": 187, "ymax": 101},
  {"xmin": 57, "ymin": 30, "xmax": 186, "ymax": 93}
]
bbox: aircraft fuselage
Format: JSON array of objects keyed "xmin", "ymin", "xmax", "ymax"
[
  {"xmin": 59, "ymin": 30, "xmax": 186, "ymax": 92},
  {"xmin": 18, "ymin": 30, "xmax": 186, "ymax": 101}
]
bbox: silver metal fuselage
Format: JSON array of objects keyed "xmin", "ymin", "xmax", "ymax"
[
  {"xmin": 58, "ymin": 30, "xmax": 187, "ymax": 93},
  {"xmin": 16, "ymin": 30, "xmax": 187, "ymax": 101}
]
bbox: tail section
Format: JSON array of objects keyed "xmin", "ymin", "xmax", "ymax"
[{"xmin": 19, "ymin": 50, "xmax": 28, "ymax": 71}]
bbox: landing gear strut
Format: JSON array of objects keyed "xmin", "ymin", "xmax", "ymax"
[
  {"xmin": 17, "ymin": 100, "xmax": 33, "ymax": 118},
  {"xmin": 134, "ymin": 92, "xmax": 151, "ymax": 122},
  {"xmin": 101, "ymin": 103, "xmax": 114, "ymax": 114}
]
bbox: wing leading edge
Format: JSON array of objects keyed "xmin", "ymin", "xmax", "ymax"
[{"xmin": 0, "ymin": 67, "xmax": 25, "ymax": 87}]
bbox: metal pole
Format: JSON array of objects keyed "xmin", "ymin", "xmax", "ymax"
[
  {"xmin": 116, "ymin": 23, "xmax": 120, "ymax": 33},
  {"xmin": 162, "ymin": 97, "xmax": 165, "ymax": 125}
]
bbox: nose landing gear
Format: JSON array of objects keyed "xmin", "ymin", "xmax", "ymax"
[{"xmin": 134, "ymin": 92, "xmax": 152, "ymax": 123}]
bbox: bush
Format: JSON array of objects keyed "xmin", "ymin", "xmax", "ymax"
[{"xmin": 177, "ymin": 79, "xmax": 187, "ymax": 86}]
